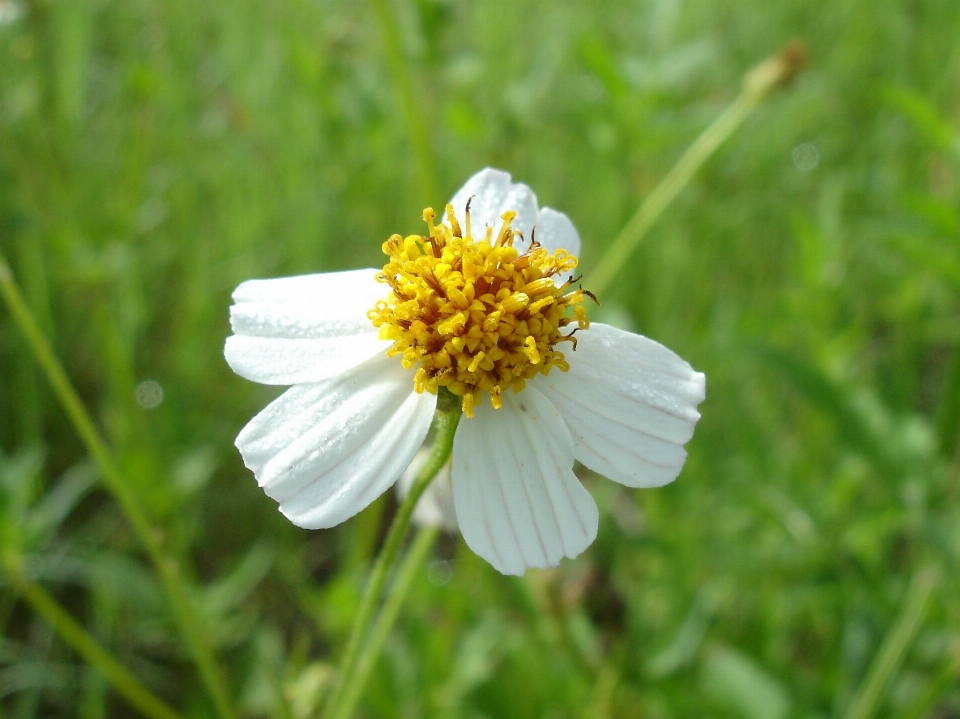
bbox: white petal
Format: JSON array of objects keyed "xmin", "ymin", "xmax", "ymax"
[
  {"xmin": 447, "ymin": 168, "xmax": 539, "ymax": 245},
  {"xmin": 224, "ymin": 335, "xmax": 388, "ymax": 386},
  {"xmin": 235, "ymin": 354, "xmax": 436, "ymax": 529},
  {"xmin": 230, "ymin": 269, "xmax": 384, "ymax": 338},
  {"xmin": 396, "ymin": 449, "xmax": 458, "ymax": 532},
  {"xmin": 225, "ymin": 269, "xmax": 390, "ymax": 385},
  {"xmin": 451, "ymin": 386, "xmax": 598, "ymax": 575},
  {"xmin": 532, "ymin": 207, "xmax": 581, "ymax": 259},
  {"xmin": 541, "ymin": 323, "xmax": 705, "ymax": 488}
]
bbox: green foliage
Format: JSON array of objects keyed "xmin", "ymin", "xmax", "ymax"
[{"xmin": 1, "ymin": 0, "xmax": 959, "ymax": 717}]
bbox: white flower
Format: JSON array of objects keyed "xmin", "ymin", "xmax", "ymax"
[{"xmin": 225, "ymin": 168, "xmax": 705, "ymax": 575}]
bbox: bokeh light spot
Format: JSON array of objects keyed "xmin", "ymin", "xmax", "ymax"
[
  {"xmin": 792, "ymin": 142, "xmax": 820, "ymax": 171},
  {"xmin": 135, "ymin": 380, "xmax": 164, "ymax": 409}
]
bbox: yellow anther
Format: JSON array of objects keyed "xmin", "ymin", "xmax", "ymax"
[
  {"xmin": 490, "ymin": 386, "xmax": 503, "ymax": 409},
  {"xmin": 467, "ymin": 352, "xmax": 485, "ymax": 373},
  {"xmin": 482, "ymin": 310, "xmax": 502, "ymax": 333},
  {"xmin": 527, "ymin": 296, "xmax": 555, "ymax": 315},
  {"xmin": 383, "ymin": 234, "xmax": 404, "ymax": 258},
  {"xmin": 423, "ymin": 206, "xmax": 437, "ymax": 228},
  {"xmin": 495, "ymin": 211, "xmax": 517, "ymax": 247},
  {"xmin": 463, "ymin": 391, "xmax": 475, "ymax": 419},
  {"xmin": 523, "ymin": 336, "xmax": 541, "ymax": 364},
  {"xmin": 438, "ymin": 312, "xmax": 467, "ymax": 336},
  {"xmin": 445, "ymin": 203, "xmax": 462, "ymax": 238},
  {"xmin": 574, "ymin": 305, "xmax": 589, "ymax": 330},
  {"xmin": 523, "ymin": 278, "xmax": 557, "ymax": 296},
  {"xmin": 448, "ymin": 286, "xmax": 470, "ymax": 310},
  {"xmin": 500, "ymin": 293, "xmax": 529, "ymax": 314}
]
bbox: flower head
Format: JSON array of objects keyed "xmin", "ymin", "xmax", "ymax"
[
  {"xmin": 226, "ymin": 168, "xmax": 705, "ymax": 575},
  {"xmin": 368, "ymin": 204, "xmax": 587, "ymax": 418}
]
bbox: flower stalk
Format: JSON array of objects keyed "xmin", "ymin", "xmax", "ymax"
[
  {"xmin": 843, "ymin": 567, "xmax": 940, "ymax": 719},
  {"xmin": 322, "ymin": 402, "xmax": 460, "ymax": 717},
  {"xmin": 329, "ymin": 525, "xmax": 439, "ymax": 719},
  {"xmin": 0, "ymin": 247, "xmax": 235, "ymax": 719},
  {"xmin": 587, "ymin": 41, "xmax": 806, "ymax": 296},
  {"xmin": 0, "ymin": 549, "xmax": 184, "ymax": 719}
]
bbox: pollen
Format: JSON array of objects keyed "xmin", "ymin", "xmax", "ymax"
[{"xmin": 367, "ymin": 203, "xmax": 592, "ymax": 417}]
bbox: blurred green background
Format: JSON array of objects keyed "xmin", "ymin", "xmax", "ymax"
[{"xmin": 1, "ymin": 0, "xmax": 959, "ymax": 717}]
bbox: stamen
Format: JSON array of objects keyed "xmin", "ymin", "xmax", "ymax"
[
  {"xmin": 523, "ymin": 336, "xmax": 541, "ymax": 364},
  {"xmin": 557, "ymin": 273, "xmax": 583, "ymax": 293},
  {"xmin": 500, "ymin": 293, "xmax": 529, "ymax": 314},
  {"xmin": 523, "ymin": 278, "xmax": 556, "ymax": 296},
  {"xmin": 559, "ymin": 328, "xmax": 580, "ymax": 351},
  {"xmin": 454, "ymin": 291, "xmax": 474, "ymax": 312},
  {"xmin": 527, "ymin": 296, "xmax": 555, "ymax": 315},
  {"xmin": 445, "ymin": 203, "xmax": 462, "ymax": 238},
  {"xmin": 467, "ymin": 352, "xmax": 485, "ymax": 373},
  {"xmin": 463, "ymin": 391, "xmax": 475, "ymax": 419},
  {"xmin": 574, "ymin": 306, "xmax": 589, "ymax": 329},
  {"xmin": 495, "ymin": 211, "xmax": 517, "ymax": 247},
  {"xmin": 512, "ymin": 254, "xmax": 533, "ymax": 271},
  {"xmin": 414, "ymin": 367, "xmax": 427, "ymax": 393}
]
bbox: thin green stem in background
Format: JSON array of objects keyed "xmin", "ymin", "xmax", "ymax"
[
  {"xmin": 586, "ymin": 661, "xmax": 620, "ymax": 719},
  {"xmin": 586, "ymin": 42, "xmax": 807, "ymax": 297},
  {"xmin": 368, "ymin": 0, "xmax": 441, "ymax": 208},
  {"xmin": 0, "ymin": 551, "xmax": 183, "ymax": 719},
  {"xmin": 897, "ymin": 647, "xmax": 960, "ymax": 719},
  {"xmin": 0, "ymin": 250, "xmax": 236, "ymax": 719},
  {"xmin": 330, "ymin": 526, "xmax": 439, "ymax": 719},
  {"xmin": 843, "ymin": 567, "xmax": 940, "ymax": 719},
  {"xmin": 322, "ymin": 406, "xmax": 460, "ymax": 718}
]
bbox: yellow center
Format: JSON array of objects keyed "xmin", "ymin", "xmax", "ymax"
[{"xmin": 368, "ymin": 202, "xmax": 591, "ymax": 418}]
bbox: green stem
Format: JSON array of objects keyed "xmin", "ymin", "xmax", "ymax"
[
  {"xmin": 322, "ymin": 407, "xmax": 460, "ymax": 717},
  {"xmin": 0, "ymin": 250, "xmax": 235, "ymax": 719},
  {"xmin": 843, "ymin": 567, "xmax": 940, "ymax": 719},
  {"xmin": 586, "ymin": 660, "xmax": 620, "ymax": 719},
  {"xmin": 0, "ymin": 551, "xmax": 183, "ymax": 719},
  {"xmin": 368, "ymin": 0, "xmax": 441, "ymax": 207},
  {"xmin": 330, "ymin": 526, "xmax": 439, "ymax": 719},
  {"xmin": 586, "ymin": 42, "xmax": 807, "ymax": 297},
  {"xmin": 896, "ymin": 649, "xmax": 960, "ymax": 719}
]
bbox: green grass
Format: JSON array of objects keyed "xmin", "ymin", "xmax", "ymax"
[{"xmin": 1, "ymin": 0, "xmax": 959, "ymax": 717}]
